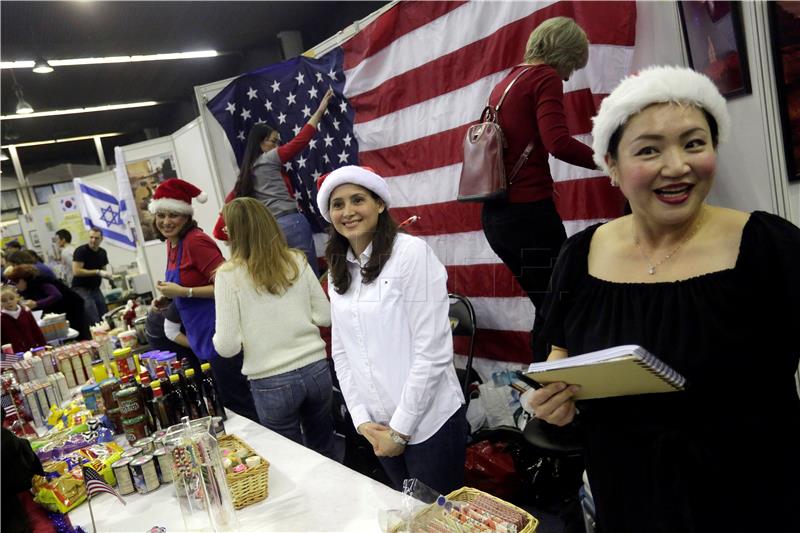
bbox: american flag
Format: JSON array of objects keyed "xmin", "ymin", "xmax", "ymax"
[
  {"xmin": 1, "ymin": 352, "xmax": 21, "ymax": 370},
  {"xmin": 83, "ymin": 465, "xmax": 127, "ymax": 505},
  {"xmin": 208, "ymin": 1, "xmax": 636, "ymax": 369},
  {"xmin": 1, "ymin": 394, "xmax": 17, "ymax": 419}
]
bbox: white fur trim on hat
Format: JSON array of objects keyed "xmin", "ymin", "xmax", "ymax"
[
  {"xmin": 148, "ymin": 198, "xmax": 194, "ymax": 215},
  {"xmin": 316, "ymin": 165, "xmax": 392, "ymax": 222},
  {"xmin": 591, "ymin": 65, "xmax": 731, "ymax": 175}
]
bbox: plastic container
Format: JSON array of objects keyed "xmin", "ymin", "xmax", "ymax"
[
  {"xmin": 113, "ymin": 347, "xmax": 137, "ymax": 377},
  {"xmin": 118, "ymin": 330, "xmax": 138, "ymax": 349},
  {"xmin": 80, "ymin": 383, "xmax": 100, "ymax": 413},
  {"xmin": 164, "ymin": 419, "xmax": 239, "ymax": 531}
]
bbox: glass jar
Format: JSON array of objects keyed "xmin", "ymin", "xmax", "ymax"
[
  {"xmin": 115, "ymin": 386, "xmax": 143, "ymax": 419},
  {"xmin": 122, "ymin": 414, "xmax": 150, "ymax": 444}
]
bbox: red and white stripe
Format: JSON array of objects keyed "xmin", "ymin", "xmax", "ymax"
[{"xmin": 341, "ymin": 1, "xmax": 636, "ymax": 366}]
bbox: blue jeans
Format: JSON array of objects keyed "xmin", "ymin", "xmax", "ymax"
[
  {"xmin": 378, "ymin": 405, "xmax": 468, "ymax": 496},
  {"xmin": 73, "ymin": 286, "xmax": 107, "ymax": 326},
  {"xmin": 277, "ymin": 212, "xmax": 320, "ymax": 277},
  {"xmin": 250, "ymin": 359, "xmax": 336, "ymax": 459}
]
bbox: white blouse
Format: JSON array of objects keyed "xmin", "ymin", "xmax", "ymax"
[{"xmin": 329, "ymin": 233, "xmax": 464, "ymax": 445}]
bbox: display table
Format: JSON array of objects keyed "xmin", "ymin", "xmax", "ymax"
[{"xmin": 68, "ymin": 412, "xmax": 407, "ymax": 532}]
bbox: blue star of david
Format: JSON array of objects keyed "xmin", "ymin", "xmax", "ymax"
[{"xmin": 99, "ymin": 205, "xmax": 123, "ymax": 227}]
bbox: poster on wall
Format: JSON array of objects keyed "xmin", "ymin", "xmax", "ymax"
[
  {"xmin": 125, "ymin": 153, "xmax": 178, "ymax": 242},
  {"xmin": 769, "ymin": 1, "xmax": 800, "ymax": 182},
  {"xmin": 678, "ymin": 1, "xmax": 751, "ymax": 99}
]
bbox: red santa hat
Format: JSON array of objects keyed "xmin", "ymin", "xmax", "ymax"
[{"xmin": 148, "ymin": 178, "xmax": 208, "ymax": 215}]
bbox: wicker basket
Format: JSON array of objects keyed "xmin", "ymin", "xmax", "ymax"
[
  {"xmin": 391, "ymin": 486, "xmax": 538, "ymax": 532},
  {"xmin": 217, "ymin": 434, "xmax": 269, "ymax": 510}
]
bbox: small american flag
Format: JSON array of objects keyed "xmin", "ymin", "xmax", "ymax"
[
  {"xmin": 1, "ymin": 353, "xmax": 21, "ymax": 370},
  {"xmin": 1, "ymin": 394, "xmax": 17, "ymax": 418},
  {"xmin": 83, "ymin": 465, "xmax": 127, "ymax": 505}
]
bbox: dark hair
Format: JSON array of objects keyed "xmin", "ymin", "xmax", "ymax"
[
  {"xmin": 325, "ymin": 194, "xmax": 399, "ymax": 295},
  {"xmin": 7, "ymin": 250, "xmax": 39, "ymax": 266},
  {"xmin": 55, "ymin": 229, "xmax": 72, "ymax": 243},
  {"xmin": 6, "ymin": 264, "xmax": 40, "ymax": 281},
  {"xmin": 151, "ymin": 216, "xmax": 199, "ymax": 242},
  {"xmin": 88, "ymin": 226, "xmax": 103, "ymax": 235},
  {"xmin": 607, "ymin": 107, "xmax": 719, "ymax": 161},
  {"xmin": 234, "ymin": 123, "xmax": 277, "ymax": 198},
  {"xmin": 4, "ymin": 240, "xmax": 22, "ymax": 251}
]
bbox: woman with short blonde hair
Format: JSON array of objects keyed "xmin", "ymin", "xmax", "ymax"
[
  {"xmin": 213, "ymin": 197, "xmax": 336, "ymax": 458},
  {"xmin": 479, "ymin": 16, "xmax": 597, "ymax": 360},
  {"xmin": 523, "ymin": 16, "xmax": 589, "ymax": 77}
]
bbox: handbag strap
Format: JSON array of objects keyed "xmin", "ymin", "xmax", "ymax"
[
  {"xmin": 493, "ymin": 66, "xmax": 532, "ymax": 112},
  {"xmin": 490, "ymin": 66, "xmax": 536, "ymax": 186},
  {"xmin": 508, "ymin": 140, "xmax": 535, "ymax": 184}
]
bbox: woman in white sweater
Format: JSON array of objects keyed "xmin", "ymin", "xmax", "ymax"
[{"xmin": 212, "ymin": 197, "xmax": 335, "ymax": 458}]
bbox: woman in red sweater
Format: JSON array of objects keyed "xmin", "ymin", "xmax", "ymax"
[
  {"xmin": 480, "ymin": 17, "xmax": 598, "ymax": 359},
  {"xmin": 213, "ymin": 88, "xmax": 334, "ymax": 276},
  {"xmin": 1, "ymin": 285, "xmax": 46, "ymax": 353}
]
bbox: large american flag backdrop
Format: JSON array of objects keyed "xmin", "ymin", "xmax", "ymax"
[{"xmin": 208, "ymin": 1, "xmax": 636, "ymax": 367}]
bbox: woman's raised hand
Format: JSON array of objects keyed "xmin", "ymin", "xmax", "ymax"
[{"xmin": 310, "ymin": 88, "xmax": 335, "ymax": 125}]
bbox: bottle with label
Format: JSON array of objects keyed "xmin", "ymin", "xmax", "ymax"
[
  {"xmin": 183, "ymin": 368, "xmax": 207, "ymax": 419},
  {"xmin": 139, "ymin": 374, "xmax": 158, "ymax": 432},
  {"xmin": 168, "ymin": 374, "xmax": 188, "ymax": 421},
  {"xmin": 200, "ymin": 363, "xmax": 227, "ymax": 421},
  {"xmin": 150, "ymin": 382, "xmax": 173, "ymax": 429}
]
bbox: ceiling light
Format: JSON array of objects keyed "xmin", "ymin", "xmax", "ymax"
[
  {"xmin": 0, "ymin": 151, "xmax": 9, "ymax": 161},
  {"xmin": 1, "ymin": 100, "xmax": 160, "ymax": 120},
  {"xmin": 14, "ymin": 86, "xmax": 34, "ymax": 114},
  {"xmin": 33, "ymin": 57, "xmax": 54, "ymax": 74},
  {"xmin": 1, "ymin": 132, "xmax": 123, "ymax": 149},
  {"xmin": 1, "ymin": 50, "xmax": 218, "ymax": 69}
]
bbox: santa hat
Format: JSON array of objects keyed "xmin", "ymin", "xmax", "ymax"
[
  {"xmin": 316, "ymin": 165, "xmax": 391, "ymax": 222},
  {"xmin": 591, "ymin": 65, "xmax": 731, "ymax": 176},
  {"xmin": 148, "ymin": 178, "xmax": 208, "ymax": 215}
]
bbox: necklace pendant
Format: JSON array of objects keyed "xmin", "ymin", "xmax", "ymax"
[{"xmin": 648, "ymin": 266, "xmax": 656, "ymax": 275}]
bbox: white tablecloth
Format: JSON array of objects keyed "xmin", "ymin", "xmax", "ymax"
[{"xmin": 68, "ymin": 412, "xmax": 407, "ymax": 532}]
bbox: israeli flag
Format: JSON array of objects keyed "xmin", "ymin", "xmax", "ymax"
[{"xmin": 74, "ymin": 178, "xmax": 136, "ymax": 251}]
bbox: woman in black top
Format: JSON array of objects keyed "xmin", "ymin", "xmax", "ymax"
[{"xmin": 526, "ymin": 66, "xmax": 800, "ymax": 532}]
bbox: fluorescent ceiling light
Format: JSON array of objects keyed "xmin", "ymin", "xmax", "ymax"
[
  {"xmin": 1, "ymin": 50, "xmax": 218, "ymax": 69},
  {"xmin": 1, "ymin": 101, "xmax": 160, "ymax": 120},
  {"xmin": 0, "ymin": 151, "xmax": 9, "ymax": 161},
  {"xmin": 33, "ymin": 57, "xmax": 54, "ymax": 74},
  {"xmin": 1, "ymin": 132, "xmax": 123, "ymax": 149}
]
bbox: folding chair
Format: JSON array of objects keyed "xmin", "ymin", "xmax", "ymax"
[{"xmin": 448, "ymin": 293, "xmax": 481, "ymax": 399}]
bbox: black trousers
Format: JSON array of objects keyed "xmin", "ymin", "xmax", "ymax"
[
  {"xmin": 209, "ymin": 352, "xmax": 259, "ymax": 423},
  {"xmin": 481, "ymin": 197, "xmax": 566, "ymax": 360}
]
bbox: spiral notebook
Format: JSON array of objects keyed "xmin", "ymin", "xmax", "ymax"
[{"xmin": 525, "ymin": 345, "xmax": 686, "ymax": 400}]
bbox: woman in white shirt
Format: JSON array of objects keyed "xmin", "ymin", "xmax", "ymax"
[
  {"xmin": 212, "ymin": 197, "xmax": 336, "ymax": 459},
  {"xmin": 317, "ymin": 166, "xmax": 466, "ymax": 495}
]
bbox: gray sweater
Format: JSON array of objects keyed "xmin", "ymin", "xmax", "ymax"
[{"xmin": 251, "ymin": 149, "xmax": 297, "ymax": 216}]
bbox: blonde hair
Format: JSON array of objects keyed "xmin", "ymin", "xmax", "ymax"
[
  {"xmin": 523, "ymin": 17, "xmax": 589, "ymax": 74},
  {"xmin": 1, "ymin": 285, "xmax": 19, "ymax": 299},
  {"xmin": 219, "ymin": 197, "xmax": 301, "ymax": 295}
]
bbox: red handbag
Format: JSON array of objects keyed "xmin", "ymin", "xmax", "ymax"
[{"xmin": 458, "ymin": 68, "xmax": 535, "ymax": 202}]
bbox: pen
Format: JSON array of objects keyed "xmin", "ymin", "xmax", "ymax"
[{"xmin": 514, "ymin": 370, "xmax": 543, "ymax": 390}]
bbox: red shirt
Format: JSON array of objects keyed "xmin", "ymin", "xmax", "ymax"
[
  {"xmin": 1, "ymin": 308, "xmax": 46, "ymax": 353},
  {"xmin": 167, "ymin": 228, "xmax": 225, "ymax": 287},
  {"xmin": 488, "ymin": 64, "xmax": 596, "ymax": 203},
  {"xmin": 213, "ymin": 124, "xmax": 317, "ymax": 241}
]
